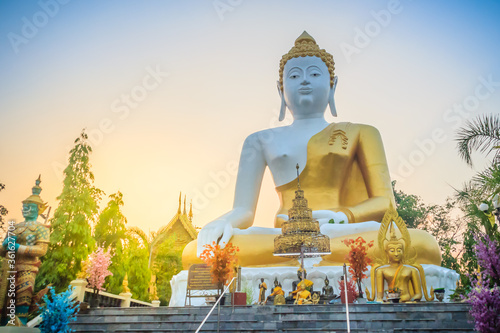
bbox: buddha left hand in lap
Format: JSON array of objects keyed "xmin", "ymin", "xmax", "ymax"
[{"xmin": 183, "ymin": 32, "xmax": 441, "ymax": 268}]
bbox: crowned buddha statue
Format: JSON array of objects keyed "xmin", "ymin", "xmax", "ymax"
[
  {"xmin": 366, "ymin": 207, "xmax": 434, "ymax": 302},
  {"xmin": 0, "ymin": 176, "xmax": 50, "ymax": 325},
  {"xmin": 182, "ymin": 31, "xmax": 441, "ymax": 268}
]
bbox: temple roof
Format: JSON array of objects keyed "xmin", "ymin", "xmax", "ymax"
[{"xmin": 157, "ymin": 192, "xmax": 198, "ymax": 242}]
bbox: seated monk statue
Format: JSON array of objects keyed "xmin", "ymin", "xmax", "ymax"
[
  {"xmin": 366, "ymin": 211, "xmax": 434, "ymax": 302},
  {"xmin": 322, "ymin": 276, "xmax": 334, "ymax": 297},
  {"xmin": 291, "ymin": 268, "xmax": 313, "ymax": 294},
  {"xmin": 267, "ymin": 277, "xmax": 282, "ymax": 303},
  {"xmin": 294, "ymin": 282, "xmax": 312, "ymax": 305},
  {"xmin": 182, "ymin": 31, "xmax": 441, "ymax": 268},
  {"xmin": 267, "ymin": 278, "xmax": 286, "ymax": 305}
]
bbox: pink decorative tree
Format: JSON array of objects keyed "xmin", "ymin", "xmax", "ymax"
[{"xmin": 85, "ymin": 246, "xmax": 112, "ymax": 307}]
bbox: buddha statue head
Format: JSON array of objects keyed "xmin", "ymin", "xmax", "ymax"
[
  {"xmin": 278, "ymin": 31, "xmax": 338, "ymax": 121},
  {"xmin": 297, "ymin": 267, "xmax": 307, "ymax": 280},
  {"xmin": 22, "ymin": 175, "xmax": 47, "ymax": 221},
  {"xmin": 384, "ymin": 222, "xmax": 405, "ymax": 264},
  {"xmin": 324, "ymin": 276, "xmax": 330, "ymax": 287},
  {"xmin": 273, "ymin": 277, "xmax": 280, "ymax": 288}
]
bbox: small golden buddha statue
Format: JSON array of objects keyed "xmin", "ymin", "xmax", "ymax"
[
  {"xmin": 366, "ymin": 208, "xmax": 434, "ymax": 302},
  {"xmin": 294, "ymin": 282, "xmax": 312, "ymax": 305}
]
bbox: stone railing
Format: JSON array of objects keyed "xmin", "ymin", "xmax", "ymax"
[
  {"xmin": 27, "ymin": 279, "xmax": 160, "ymax": 328},
  {"xmin": 70, "ymin": 279, "xmax": 160, "ymax": 308}
]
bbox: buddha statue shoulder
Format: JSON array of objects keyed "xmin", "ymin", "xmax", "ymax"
[{"xmin": 182, "ymin": 31, "xmax": 441, "ymax": 268}]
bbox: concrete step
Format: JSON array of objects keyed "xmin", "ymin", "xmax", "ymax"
[{"xmin": 71, "ymin": 303, "xmax": 475, "ymax": 333}]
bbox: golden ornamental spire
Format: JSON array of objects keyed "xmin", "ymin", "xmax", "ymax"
[
  {"xmin": 296, "ymin": 163, "xmax": 300, "ymax": 189},
  {"xmin": 178, "ymin": 192, "xmax": 182, "ymax": 214},
  {"xmin": 273, "ymin": 164, "xmax": 330, "ymax": 255},
  {"xmin": 279, "ymin": 31, "xmax": 335, "ymax": 91},
  {"xmin": 183, "ymin": 195, "xmax": 187, "ymax": 215},
  {"xmin": 189, "ymin": 200, "xmax": 193, "ymax": 222},
  {"xmin": 121, "ymin": 273, "xmax": 131, "ymax": 293}
]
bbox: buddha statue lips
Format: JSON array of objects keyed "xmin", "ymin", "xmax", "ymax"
[{"xmin": 182, "ymin": 31, "xmax": 441, "ymax": 268}]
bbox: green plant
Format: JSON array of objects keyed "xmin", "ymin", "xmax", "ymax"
[{"xmin": 241, "ymin": 281, "xmax": 254, "ymax": 305}]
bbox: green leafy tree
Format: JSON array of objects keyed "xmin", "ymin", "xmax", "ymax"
[
  {"xmin": 124, "ymin": 237, "xmax": 151, "ymax": 302},
  {"xmin": 95, "ymin": 192, "xmax": 128, "ymax": 295},
  {"xmin": 393, "ymin": 181, "xmax": 464, "ymax": 271},
  {"xmin": 153, "ymin": 234, "xmax": 183, "ymax": 305},
  {"xmin": 392, "ymin": 181, "xmax": 428, "ymax": 229},
  {"xmin": 37, "ymin": 131, "xmax": 103, "ymax": 292},
  {"xmin": 128, "ymin": 225, "xmax": 175, "ymax": 270}
]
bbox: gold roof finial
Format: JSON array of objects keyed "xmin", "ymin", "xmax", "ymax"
[
  {"xmin": 279, "ymin": 31, "xmax": 335, "ymax": 91},
  {"xmin": 122, "ymin": 273, "xmax": 131, "ymax": 293},
  {"xmin": 178, "ymin": 192, "xmax": 182, "ymax": 214},
  {"xmin": 183, "ymin": 195, "xmax": 187, "ymax": 215},
  {"xmin": 189, "ymin": 200, "xmax": 193, "ymax": 221},
  {"xmin": 296, "ymin": 163, "xmax": 300, "ymax": 189}
]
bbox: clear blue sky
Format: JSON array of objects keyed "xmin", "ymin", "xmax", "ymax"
[{"xmin": 1, "ymin": 0, "xmax": 499, "ymax": 231}]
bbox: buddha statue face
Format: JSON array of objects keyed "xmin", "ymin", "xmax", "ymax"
[
  {"xmin": 22, "ymin": 202, "xmax": 39, "ymax": 221},
  {"xmin": 297, "ymin": 269, "xmax": 307, "ymax": 280},
  {"xmin": 386, "ymin": 243, "xmax": 404, "ymax": 264},
  {"xmin": 324, "ymin": 278, "xmax": 329, "ymax": 286},
  {"xmin": 283, "ymin": 56, "xmax": 331, "ymax": 119}
]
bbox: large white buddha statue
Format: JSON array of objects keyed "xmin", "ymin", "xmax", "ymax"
[{"xmin": 182, "ymin": 31, "xmax": 441, "ymax": 268}]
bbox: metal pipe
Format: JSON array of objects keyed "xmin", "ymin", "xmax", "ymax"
[
  {"xmin": 343, "ymin": 263, "xmax": 351, "ymax": 333},
  {"xmin": 195, "ymin": 277, "xmax": 237, "ymax": 333}
]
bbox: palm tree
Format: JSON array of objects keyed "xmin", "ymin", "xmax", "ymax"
[
  {"xmin": 456, "ymin": 114, "xmax": 500, "ymax": 166},
  {"xmin": 128, "ymin": 225, "xmax": 173, "ymax": 269}
]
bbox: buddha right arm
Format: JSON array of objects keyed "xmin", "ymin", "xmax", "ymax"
[{"xmin": 197, "ymin": 133, "xmax": 267, "ymax": 256}]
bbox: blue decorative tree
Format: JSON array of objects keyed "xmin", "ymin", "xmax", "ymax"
[{"xmin": 39, "ymin": 286, "xmax": 80, "ymax": 333}]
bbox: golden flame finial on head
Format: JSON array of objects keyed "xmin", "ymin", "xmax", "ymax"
[
  {"xmin": 23, "ymin": 175, "xmax": 48, "ymax": 214},
  {"xmin": 279, "ymin": 31, "xmax": 335, "ymax": 91},
  {"xmin": 388, "ymin": 221, "xmax": 401, "ymax": 243}
]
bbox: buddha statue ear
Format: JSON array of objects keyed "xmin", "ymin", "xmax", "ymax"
[
  {"xmin": 329, "ymin": 76, "xmax": 338, "ymax": 117},
  {"xmin": 277, "ymin": 81, "xmax": 287, "ymax": 122}
]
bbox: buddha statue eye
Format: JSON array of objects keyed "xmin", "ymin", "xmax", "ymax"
[
  {"xmin": 289, "ymin": 74, "xmax": 299, "ymax": 79},
  {"xmin": 311, "ymin": 73, "xmax": 321, "ymax": 77}
]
